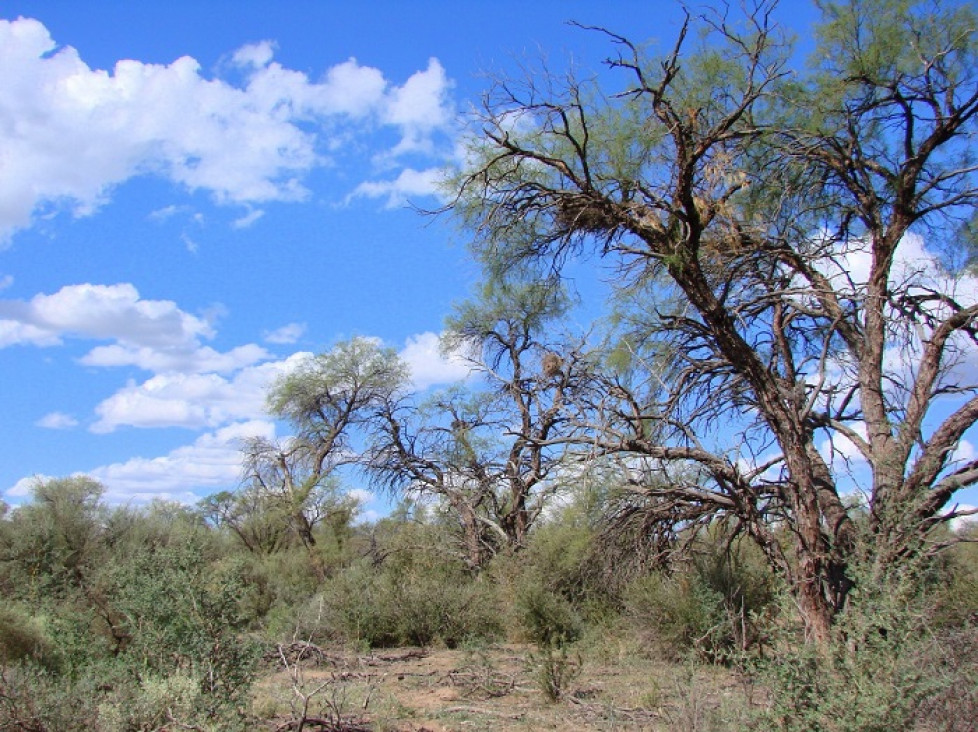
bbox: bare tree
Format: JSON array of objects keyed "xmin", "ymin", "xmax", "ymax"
[
  {"xmin": 367, "ymin": 282, "xmax": 587, "ymax": 567},
  {"xmin": 448, "ymin": 0, "xmax": 978, "ymax": 641}
]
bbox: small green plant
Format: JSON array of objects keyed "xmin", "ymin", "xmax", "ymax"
[
  {"xmin": 756, "ymin": 555, "xmax": 978, "ymax": 731},
  {"xmin": 527, "ymin": 642, "xmax": 582, "ymax": 703}
]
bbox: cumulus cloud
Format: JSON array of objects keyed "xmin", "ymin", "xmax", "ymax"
[
  {"xmin": 0, "ymin": 18, "xmax": 456, "ymax": 243},
  {"xmin": 90, "ymin": 352, "xmax": 308, "ymax": 433},
  {"xmin": 349, "ymin": 167, "xmax": 445, "ymax": 208},
  {"xmin": 86, "ymin": 420, "xmax": 276, "ymax": 503},
  {"xmin": 0, "ymin": 283, "xmax": 212, "ymax": 348},
  {"xmin": 81, "ymin": 342, "xmax": 269, "ymax": 374},
  {"xmin": 399, "ymin": 331, "xmax": 472, "ymax": 390},
  {"xmin": 5, "ymin": 474, "xmax": 54, "ymax": 499},
  {"xmin": 87, "ymin": 330, "xmax": 475, "ymax": 432},
  {"xmin": 263, "ymin": 322, "xmax": 306, "ymax": 344},
  {"xmin": 382, "ymin": 58, "xmax": 453, "ymax": 155},
  {"xmin": 35, "ymin": 412, "xmax": 79, "ymax": 429},
  {"xmin": 0, "ymin": 282, "xmax": 274, "ymax": 374}
]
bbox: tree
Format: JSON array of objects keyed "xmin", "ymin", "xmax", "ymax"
[
  {"xmin": 449, "ymin": 0, "xmax": 978, "ymax": 641},
  {"xmin": 0, "ymin": 476, "xmax": 108, "ymax": 594},
  {"xmin": 443, "ymin": 280, "xmax": 588, "ymax": 549},
  {"xmin": 258, "ymin": 337, "xmax": 408, "ymax": 554},
  {"xmin": 366, "ymin": 281, "xmax": 586, "ymax": 568}
]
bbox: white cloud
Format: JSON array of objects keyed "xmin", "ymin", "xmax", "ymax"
[
  {"xmin": 0, "ymin": 283, "xmax": 212, "ymax": 348},
  {"xmin": 350, "ymin": 167, "xmax": 445, "ymax": 208},
  {"xmin": 4, "ymin": 420, "xmax": 272, "ymax": 505},
  {"xmin": 0, "ymin": 18, "xmax": 456, "ymax": 243},
  {"xmin": 0, "ymin": 319, "xmax": 61, "ymax": 348},
  {"xmin": 5, "ymin": 474, "xmax": 54, "ymax": 499},
  {"xmin": 86, "ymin": 329, "xmax": 473, "ymax": 433},
  {"xmin": 231, "ymin": 41, "xmax": 276, "ymax": 69},
  {"xmin": 0, "ymin": 275, "xmax": 12, "ymax": 291},
  {"xmin": 86, "ymin": 420, "xmax": 277, "ymax": 503},
  {"xmin": 399, "ymin": 331, "xmax": 472, "ymax": 390},
  {"xmin": 382, "ymin": 58, "xmax": 454, "ymax": 155},
  {"xmin": 81, "ymin": 342, "xmax": 269, "ymax": 374},
  {"xmin": 231, "ymin": 208, "xmax": 265, "ymax": 229},
  {"xmin": 263, "ymin": 322, "xmax": 306, "ymax": 344},
  {"xmin": 318, "ymin": 58, "xmax": 388, "ymax": 118},
  {"xmin": 91, "ymin": 352, "xmax": 308, "ymax": 432},
  {"xmin": 0, "ymin": 282, "xmax": 275, "ymax": 375},
  {"xmin": 35, "ymin": 412, "xmax": 79, "ymax": 429},
  {"xmin": 148, "ymin": 204, "xmax": 187, "ymax": 222}
]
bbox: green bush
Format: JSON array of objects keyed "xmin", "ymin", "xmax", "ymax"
[
  {"xmin": 317, "ymin": 555, "xmax": 503, "ymax": 649},
  {"xmin": 0, "ymin": 664, "xmax": 101, "ymax": 731},
  {"xmin": 623, "ymin": 536, "xmax": 776, "ymax": 662},
  {"xmin": 757, "ymin": 559, "xmax": 978, "ymax": 731},
  {"xmin": 0, "ymin": 605, "xmax": 54, "ymax": 668},
  {"xmin": 514, "ymin": 582, "xmax": 582, "ymax": 648},
  {"xmin": 97, "ymin": 672, "xmax": 204, "ymax": 732},
  {"xmin": 625, "ymin": 571, "xmax": 726, "ymax": 659}
]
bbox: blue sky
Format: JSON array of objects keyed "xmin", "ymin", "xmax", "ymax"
[
  {"xmin": 2, "ymin": 1, "xmax": 974, "ymax": 521},
  {"xmin": 1, "ymin": 0, "xmax": 702, "ymax": 512}
]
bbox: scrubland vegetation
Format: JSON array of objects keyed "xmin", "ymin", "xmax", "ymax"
[{"xmin": 0, "ymin": 477, "xmax": 976, "ymax": 730}]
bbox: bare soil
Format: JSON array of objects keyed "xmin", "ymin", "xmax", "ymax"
[{"xmin": 254, "ymin": 641, "xmax": 760, "ymax": 731}]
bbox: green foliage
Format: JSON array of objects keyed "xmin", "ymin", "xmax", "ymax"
[
  {"xmin": 96, "ymin": 672, "xmax": 204, "ymax": 732},
  {"xmin": 268, "ymin": 336, "xmax": 408, "ymax": 436},
  {"xmin": 103, "ymin": 542, "xmax": 262, "ymax": 719},
  {"xmin": 0, "ymin": 480, "xmax": 263, "ymax": 729},
  {"xmin": 757, "ymin": 557, "xmax": 978, "ymax": 730},
  {"xmin": 314, "ymin": 522, "xmax": 503, "ymax": 649},
  {"xmin": 624, "ymin": 536, "xmax": 777, "ymax": 662},
  {"xmin": 0, "ymin": 476, "xmax": 108, "ymax": 598},
  {"xmin": 514, "ymin": 583, "xmax": 583, "ymax": 648},
  {"xmin": 0, "ymin": 664, "xmax": 101, "ymax": 731},
  {"xmin": 526, "ymin": 642, "xmax": 582, "ymax": 703},
  {"xmin": 0, "ymin": 604, "xmax": 54, "ymax": 669}
]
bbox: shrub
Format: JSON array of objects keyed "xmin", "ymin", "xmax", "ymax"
[
  {"xmin": 757, "ymin": 558, "xmax": 978, "ymax": 731},
  {"xmin": 0, "ymin": 664, "xmax": 100, "ymax": 731},
  {"xmin": 318, "ymin": 555, "xmax": 502, "ymax": 649},
  {"xmin": 625, "ymin": 571, "xmax": 726, "ymax": 660},
  {"xmin": 0, "ymin": 605, "xmax": 54, "ymax": 668},
  {"xmin": 514, "ymin": 582, "xmax": 582, "ymax": 648},
  {"xmin": 623, "ymin": 537, "xmax": 776, "ymax": 662}
]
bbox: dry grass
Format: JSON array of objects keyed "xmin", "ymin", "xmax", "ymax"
[{"xmin": 252, "ymin": 639, "xmax": 761, "ymax": 731}]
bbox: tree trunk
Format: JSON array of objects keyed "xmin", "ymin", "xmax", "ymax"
[{"xmin": 796, "ymin": 554, "xmax": 836, "ymax": 645}]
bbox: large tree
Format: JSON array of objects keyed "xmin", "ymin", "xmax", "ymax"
[{"xmin": 449, "ymin": 0, "xmax": 978, "ymax": 641}]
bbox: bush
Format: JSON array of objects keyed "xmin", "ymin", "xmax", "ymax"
[
  {"xmin": 0, "ymin": 664, "xmax": 100, "ymax": 731},
  {"xmin": 317, "ymin": 552, "xmax": 503, "ymax": 649},
  {"xmin": 757, "ymin": 559, "xmax": 978, "ymax": 731},
  {"xmin": 97, "ymin": 672, "xmax": 204, "ymax": 732},
  {"xmin": 0, "ymin": 605, "xmax": 54, "ymax": 668},
  {"xmin": 625, "ymin": 571, "xmax": 725, "ymax": 659},
  {"xmin": 623, "ymin": 537, "xmax": 776, "ymax": 662},
  {"xmin": 514, "ymin": 583, "xmax": 582, "ymax": 648}
]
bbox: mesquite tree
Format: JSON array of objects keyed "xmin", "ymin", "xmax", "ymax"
[
  {"xmin": 367, "ymin": 281, "xmax": 586, "ymax": 567},
  {"xmin": 253, "ymin": 337, "xmax": 407, "ymax": 553},
  {"xmin": 449, "ymin": 0, "xmax": 978, "ymax": 641}
]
